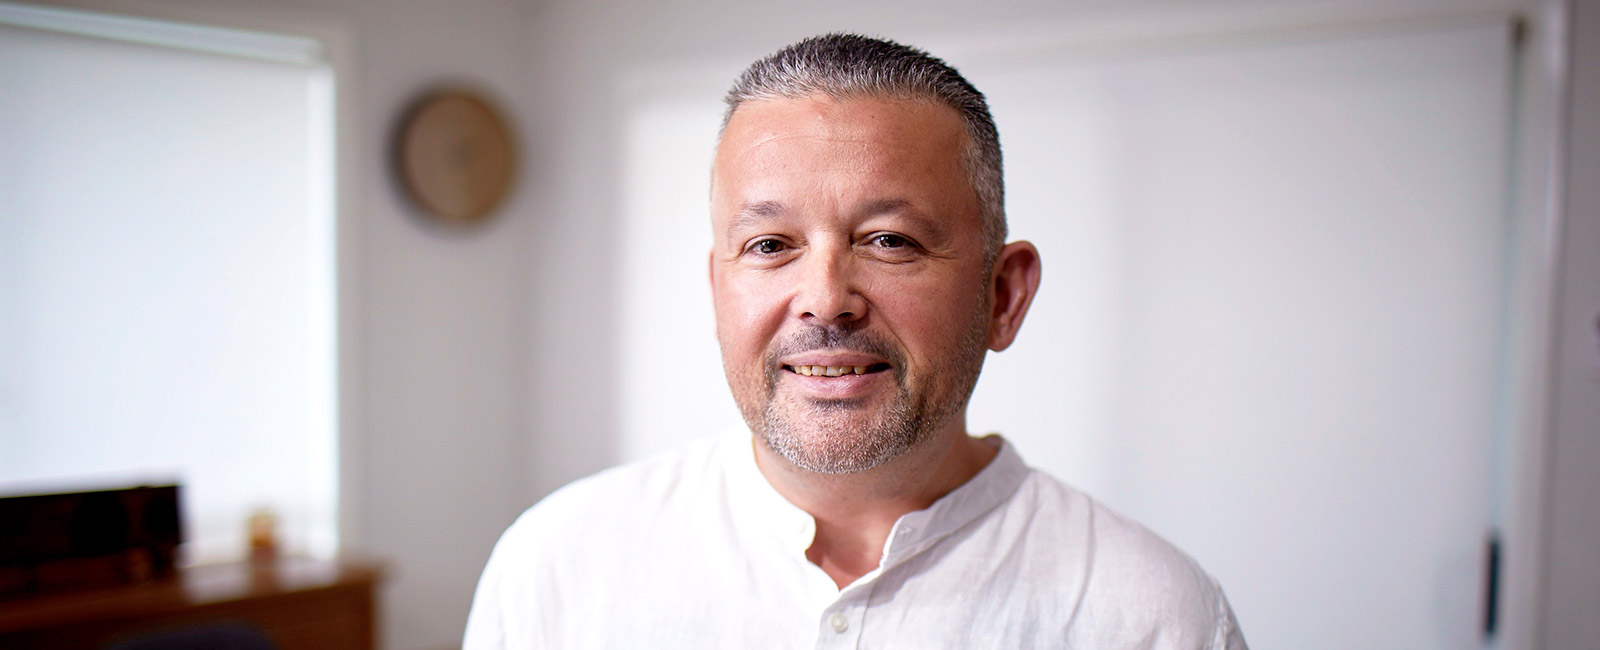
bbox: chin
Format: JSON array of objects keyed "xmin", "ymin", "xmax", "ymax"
[{"xmin": 752, "ymin": 401, "xmax": 928, "ymax": 474}]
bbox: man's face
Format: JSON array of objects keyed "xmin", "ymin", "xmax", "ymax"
[{"xmin": 709, "ymin": 95, "xmax": 995, "ymax": 474}]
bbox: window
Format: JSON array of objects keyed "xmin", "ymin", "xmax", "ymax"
[{"xmin": 0, "ymin": 3, "xmax": 338, "ymax": 563}]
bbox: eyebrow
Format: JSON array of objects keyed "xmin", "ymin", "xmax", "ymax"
[
  {"xmin": 729, "ymin": 200, "xmax": 787, "ymax": 228},
  {"xmin": 857, "ymin": 198, "xmax": 947, "ymax": 237},
  {"xmin": 725, "ymin": 197, "xmax": 946, "ymax": 237},
  {"xmin": 733, "ymin": 198, "xmax": 912, "ymax": 222},
  {"xmin": 858, "ymin": 198, "xmax": 911, "ymax": 215}
]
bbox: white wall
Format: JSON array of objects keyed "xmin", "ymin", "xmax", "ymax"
[
  {"xmin": 1541, "ymin": 0, "xmax": 1600, "ymax": 645},
  {"xmin": 327, "ymin": 3, "xmax": 533, "ymax": 649},
  {"xmin": 294, "ymin": 2, "xmax": 537, "ymax": 648}
]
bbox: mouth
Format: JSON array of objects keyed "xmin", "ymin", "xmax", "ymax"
[{"xmin": 782, "ymin": 363, "xmax": 892, "ymax": 377}]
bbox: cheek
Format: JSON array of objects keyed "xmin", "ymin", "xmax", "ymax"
[
  {"xmin": 883, "ymin": 298, "xmax": 952, "ymax": 344},
  {"xmin": 713, "ymin": 275, "xmax": 788, "ymax": 356},
  {"xmin": 875, "ymin": 275, "xmax": 986, "ymax": 348}
]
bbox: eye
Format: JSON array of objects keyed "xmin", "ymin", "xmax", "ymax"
[
  {"xmin": 871, "ymin": 233, "xmax": 909, "ymax": 249},
  {"xmin": 860, "ymin": 232, "xmax": 922, "ymax": 263},
  {"xmin": 747, "ymin": 238, "xmax": 788, "ymax": 255}
]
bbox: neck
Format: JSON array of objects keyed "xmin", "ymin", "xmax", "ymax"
[{"xmin": 752, "ymin": 421, "xmax": 999, "ymax": 589}]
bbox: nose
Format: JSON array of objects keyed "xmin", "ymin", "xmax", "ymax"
[{"xmin": 793, "ymin": 245, "xmax": 866, "ymax": 325}]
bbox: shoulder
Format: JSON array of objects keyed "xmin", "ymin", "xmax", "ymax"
[
  {"xmin": 1011, "ymin": 470, "xmax": 1246, "ymax": 649},
  {"xmin": 463, "ymin": 438, "xmax": 723, "ymax": 650},
  {"xmin": 499, "ymin": 436, "xmax": 721, "ymax": 550}
]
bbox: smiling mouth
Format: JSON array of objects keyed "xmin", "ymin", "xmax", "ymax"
[{"xmin": 783, "ymin": 363, "xmax": 892, "ymax": 377}]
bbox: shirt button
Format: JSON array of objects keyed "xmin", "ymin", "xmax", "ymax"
[{"xmin": 829, "ymin": 613, "xmax": 849, "ymax": 633}]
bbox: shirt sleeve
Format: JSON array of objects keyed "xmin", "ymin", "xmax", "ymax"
[
  {"xmin": 1210, "ymin": 586, "xmax": 1249, "ymax": 650},
  {"xmin": 462, "ymin": 540, "xmax": 510, "ymax": 650},
  {"xmin": 463, "ymin": 511, "xmax": 545, "ymax": 650}
]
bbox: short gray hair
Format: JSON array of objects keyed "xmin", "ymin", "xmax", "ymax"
[{"xmin": 722, "ymin": 33, "xmax": 1006, "ymax": 263}]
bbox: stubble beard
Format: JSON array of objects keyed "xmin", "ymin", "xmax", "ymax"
[{"xmin": 727, "ymin": 301, "xmax": 992, "ymax": 475}]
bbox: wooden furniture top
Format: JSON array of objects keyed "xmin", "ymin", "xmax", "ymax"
[{"xmin": 0, "ymin": 556, "xmax": 383, "ymax": 635}]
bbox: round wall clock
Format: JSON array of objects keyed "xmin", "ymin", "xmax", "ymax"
[{"xmin": 395, "ymin": 89, "xmax": 518, "ymax": 226}]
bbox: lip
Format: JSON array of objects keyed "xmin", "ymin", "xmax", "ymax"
[
  {"xmin": 779, "ymin": 367, "xmax": 889, "ymax": 400},
  {"xmin": 776, "ymin": 350, "xmax": 893, "ymax": 400},
  {"xmin": 779, "ymin": 351, "xmax": 888, "ymax": 367}
]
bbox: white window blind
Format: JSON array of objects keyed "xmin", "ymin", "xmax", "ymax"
[{"xmin": 0, "ymin": 5, "xmax": 337, "ymax": 564}]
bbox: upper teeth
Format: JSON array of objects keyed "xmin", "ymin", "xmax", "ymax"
[{"xmin": 792, "ymin": 365, "xmax": 868, "ymax": 377}]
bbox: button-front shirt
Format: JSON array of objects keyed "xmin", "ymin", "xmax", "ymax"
[{"xmin": 464, "ymin": 428, "xmax": 1247, "ymax": 649}]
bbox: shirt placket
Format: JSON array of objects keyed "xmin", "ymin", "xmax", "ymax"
[
  {"xmin": 812, "ymin": 582, "xmax": 874, "ymax": 650},
  {"xmin": 809, "ymin": 516, "xmax": 926, "ymax": 650}
]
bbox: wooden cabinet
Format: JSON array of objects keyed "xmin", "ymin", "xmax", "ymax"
[{"xmin": 0, "ymin": 558, "xmax": 382, "ymax": 650}]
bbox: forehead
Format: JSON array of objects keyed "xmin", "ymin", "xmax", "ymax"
[
  {"xmin": 711, "ymin": 95, "xmax": 974, "ymax": 220},
  {"xmin": 719, "ymin": 93, "xmax": 967, "ymax": 153}
]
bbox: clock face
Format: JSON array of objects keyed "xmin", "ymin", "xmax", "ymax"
[{"xmin": 396, "ymin": 91, "xmax": 517, "ymax": 226}]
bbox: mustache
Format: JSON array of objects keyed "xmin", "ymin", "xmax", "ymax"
[{"xmin": 763, "ymin": 326, "xmax": 906, "ymax": 381}]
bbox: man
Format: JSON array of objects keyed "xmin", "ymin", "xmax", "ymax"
[{"xmin": 465, "ymin": 33, "xmax": 1247, "ymax": 649}]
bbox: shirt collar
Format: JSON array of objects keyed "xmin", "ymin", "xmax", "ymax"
[
  {"xmin": 879, "ymin": 434, "xmax": 1028, "ymax": 564},
  {"xmin": 719, "ymin": 425, "xmax": 817, "ymax": 554},
  {"xmin": 718, "ymin": 425, "xmax": 1030, "ymax": 566}
]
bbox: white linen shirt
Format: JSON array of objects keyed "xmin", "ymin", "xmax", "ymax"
[{"xmin": 464, "ymin": 428, "xmax": 1247, "ymax": 649}]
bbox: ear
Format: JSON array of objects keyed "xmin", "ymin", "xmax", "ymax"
[
  {"xmin": 985, "ymin": 241, "xmax": 1042, "ymax": 352},
  {"xmin": 707, "ymin": 248, "xmax": 717, "ymax": 293}
]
